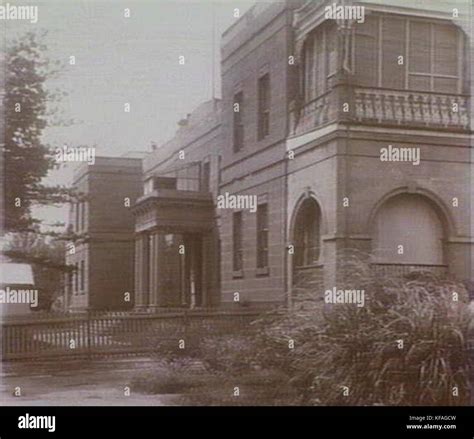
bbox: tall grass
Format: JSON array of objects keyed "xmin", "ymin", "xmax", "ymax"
[{"xmin": 253, "ymin": 251, "xmax": 472, "ymax": 405}]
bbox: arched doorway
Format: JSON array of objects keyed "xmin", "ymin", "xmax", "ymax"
[
  {"xmin": 291, "ymin": 197, "xmax": 323, "ymax": 292},
  {"xmin": 293, "ymin": 198, "xmax": 321, "ymax": 267},
  {"xmin": 372, "ymin": 193, "xmax": 446, "ymax": 275}
]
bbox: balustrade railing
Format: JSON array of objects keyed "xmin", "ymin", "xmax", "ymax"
[{"xmin": 290, "ymin": 86, "xmax": 470, "ymax": 137}]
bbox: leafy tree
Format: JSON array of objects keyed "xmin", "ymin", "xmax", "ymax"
[{"xmin": 2, "ymin": 31, "xmax": 71, "ymax": 234}]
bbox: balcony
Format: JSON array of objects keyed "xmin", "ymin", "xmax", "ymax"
[
  {"xmin": 353, "ymin": 87, "xmax": 470, "ymax": 131},
  {"xmin": 133, "ymin": 164, "xmax": 214, "ymax": 233},
  {"xmin": 289, "ymin": 86, "xmax": 470, "ymax": 138}
]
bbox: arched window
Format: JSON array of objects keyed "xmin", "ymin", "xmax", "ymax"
[
  {"xmin": 293, "ymin": 198, "xmax": 321, "ymax": 267},
  {"xmin": 373, "ymin": 194, "xmax": 445, "ymax": 265}
]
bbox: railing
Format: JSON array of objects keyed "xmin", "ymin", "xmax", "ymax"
[
  {"xmin": 289, "ymin": 91, "xmax": 333, "ymax": 137},
  {"xmin": 0, "ymin": 310, "xmax": 259, "ymax": 361},
  {"xmin": 354, "ymin": 87, "xmax": 470, "ymax": 130},
  {"xmin": 289, "ymin": 86, "xmax": 470, "ymax": 137}
]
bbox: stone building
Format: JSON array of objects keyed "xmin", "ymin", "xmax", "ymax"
[
  {"xmin": 285, "ymin": 0, "xmax": 472, "ymax": 300},
  {"xmin": 65, "ymin": 157, "xmax": 142, "ymax": 311},
  {"xmin": 68, "ymin": 0, "xmax": 472, "ymax": 311},
  {"xmin": 132, "ymin": 99, "xmax": 222, "ymax": 310}
]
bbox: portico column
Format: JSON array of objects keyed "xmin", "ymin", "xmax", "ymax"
[
  {"xmin": 148, "ymin": 232, "xmax": 161, "ymax": 308},
  {"xmin": 134, "ymin": 234, "xmax": 149, "ymax": 309}
]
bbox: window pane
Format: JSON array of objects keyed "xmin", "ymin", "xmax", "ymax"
[
  {"xmin": 233, "ymin": 92, "xmax": 244, "ymax": 151},
  {"xmin": 434, "ymin": 24, "xmax": 458, "ymax": 76},
  {"xmin": 409, "ymin": 21, "xmax": 430, "ymax": 73},
  {"xmin": 257, "ymin": 204, "xmax": 268, "ymax": 269},
  {"xmin": 80, "ymin": 260, "xmax": 85, "ymax": 291},
  {"xmin": 201, "ymin": 161, "xmax": 210, "ymax": 192},
  {"xmin": 75, "ymin": 202, "xmax": 80, "ymax": 232},
  {"xmin": 233, "ymin": 212, "xmax": 243, "ymax": 271},
  {"xmin": 354, "ymin": 16, "xmax": 379, "ymax": 86},
  {"xmin": 382, "ymin": 17, "xmax": 406, "ymax": 89},
  {"xmin": 304, "ymin": 38, "xmax": 314, "ymax": 101},
  {"xmin": 258, "ymin": 74, "xmax": 270, "ymax": 139},
  {"xmin": 409, "ymin": 74, "xmax": 431, "ymax": 91},
  {"xmin": 325, "ymin": 24, "xmax": 337, "ymax": 79},
  {"xmin": 434, "ymin": 77, "xmax": 458, "ymax": 94}
]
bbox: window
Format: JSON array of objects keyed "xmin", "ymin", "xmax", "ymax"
[
  {"xmin": 233, "ymin": 211, "xmax": 243, "ymax": 272},
  {"xmin": 354, "ymin": 15, "xmax": 379, "ymax": 87},
  {"xmin": 304, "ymin": 37, "xmax": 315, "ymax": 101},
  {"xmin": 233, "ymin": 91, "xmax": 244, "ymax": 152},
  {"xmin": 80, "ymin": 202, "xmax": 86, "ymax": 231},
  {"xmin": 294, "ymin": 199, "xmax": 321, "ymax": 267},
  {"xmin": 303, "ymin": 23, "xmax": 336, "ymax": 102},
  {"xmin": 409, "ymin": 21, "xmax": 459, "ymax": 93},
  {"xmin": 257, "ymin": 74, "xmax": 270, "ymax": 140},
  {"xmin": 75, "ymin": 202, "xmax": 80, "ymax": 232},
  {"xmin": 80, "ymin": 260, "xmax": 85, "ymax": 292},
  {"xmin": 256, "ymin": 203, "xmax": 269, "ymax": 270},
  {"xmin": 354, "ymin": 16, "xmax": 461, "ymax": 93},
  {"xmin": 201, "ymin": 161, "xmax": 210, "ymax": 192},
  {"xmin": 74, "ymin": 263, "xmax": 79, "ymax": 293}
]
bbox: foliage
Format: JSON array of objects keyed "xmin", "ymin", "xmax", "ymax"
[
  {"xmin": 253, "ymin": 252, "xmax": 472, "ymax": 406},
  {"xmin": 3, "ymin": 31, "xmax": 71, "ymax": 233}
]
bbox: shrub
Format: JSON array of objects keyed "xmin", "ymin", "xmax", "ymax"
[{"xmin": 253, "ymin": 251, "xmax": 472, "ymax": 406}]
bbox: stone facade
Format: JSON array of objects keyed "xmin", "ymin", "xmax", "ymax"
[
  {"xmin": 70, "ymin": 0, "xmax": 472, "ymax": 311},
  {"xmin": 132, "ymin": 100, "xmax": 221, "ymax": 310},
  {"xmin": 66, "ymin": 157, "xmax": 142, "ymax": 311}
]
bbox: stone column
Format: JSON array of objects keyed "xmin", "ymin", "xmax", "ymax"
[
  {"xmin": 149, "ymin": 232, "xmax": 161, "ymax": 308},
  {"xmin": 134, "ymin": 235, "xmax": 143, "ymax": 308},
  {"xmin": 134, "ymin": 234, "xmax": 150, "ymax": 309}
]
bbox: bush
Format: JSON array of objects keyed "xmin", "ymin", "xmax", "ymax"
[{"xmin": 253, "ymin": 251, "xmax": 472, "ymax": 406}]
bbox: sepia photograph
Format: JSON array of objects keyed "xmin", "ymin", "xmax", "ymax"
[{"xmin": 0, "ymin": 0, "xmax": 472, "ymax": 433}]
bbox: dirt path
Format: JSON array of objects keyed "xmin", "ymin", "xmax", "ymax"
[{"xmin": 0, "ymin": 356, "xmax": 181, "ymax": 406}]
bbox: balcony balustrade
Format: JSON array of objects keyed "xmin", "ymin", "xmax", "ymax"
[{"xmin": 289, "ymin": 86, "xmax": 470, "ymax": 137}]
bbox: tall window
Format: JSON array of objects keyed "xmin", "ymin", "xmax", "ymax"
[
  {"xmin": 233, "ymin": 91, "xmax": 244, "ymax": 152},
  {"xmin": 201, "ymin": 161, "xmax": 210, "ymax": 192},
  {"xmin": 409, "ymin": 22, "xmax": 459, "ymax": 93},
  {"xmin": 257, "ymin": 74, "xmax": 270, "ymax": 140},
  {"xmin": 80, "ymin": 260, "xmax": 85, "ymax": 292},
  {"xmin": 256, "ymin": 203, "xmax": 269, "ymax": 269},
  {"xmin": 74, "ymin": 263, "xmax": 79, "ymax": 293},
  {"xmin": 233, "ymin": 211, "xmax": 243, "ymax": 272},
  {"xmin": 75, "ymin": 202, "xmax": 80, "ymax": 232},
  {"xmin": 80, "ymin": 201, "xmax": 86, "ymax": 231},
  {"xmin": 303, "ymin": 23, "xmax": 337, "ymax": 102},
  {"xmin": 294, "ymin": 199, "xmax": 321, "ymax": 267}
]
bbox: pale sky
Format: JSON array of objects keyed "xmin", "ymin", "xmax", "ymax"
[{"xmin": 3, "ymin": 0, "xmax": 254, "ymax": 228}]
